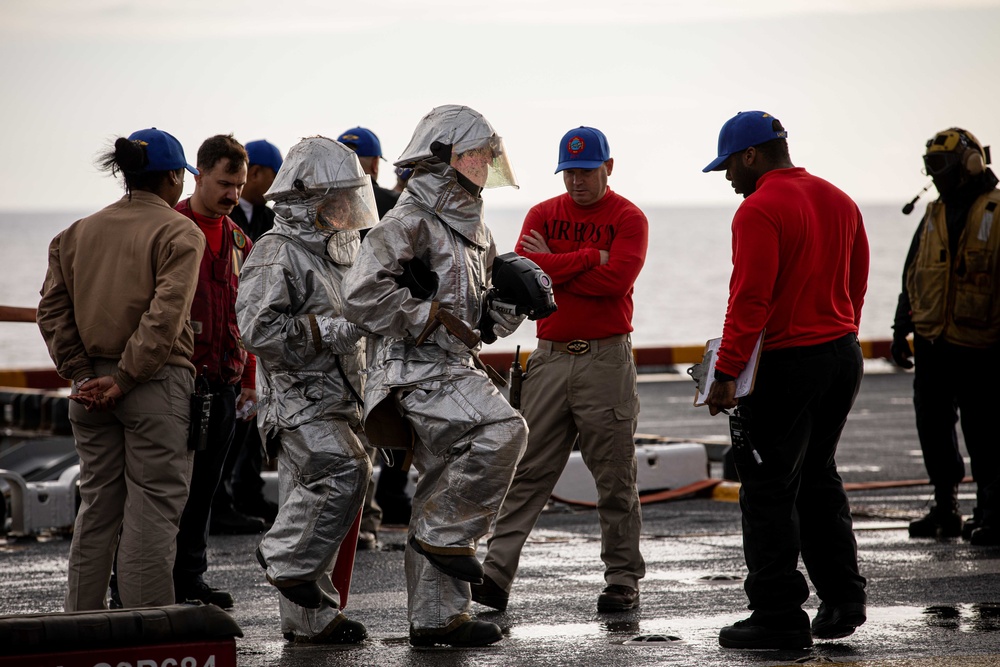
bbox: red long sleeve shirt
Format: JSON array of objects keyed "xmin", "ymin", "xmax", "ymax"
[
  {"xmin": 515, "ymin": 188, "xmax": 648, "ymax": 341},
  {"xmin": 716, "ymin": 168, "xmax": 869, "ymax": 377}
]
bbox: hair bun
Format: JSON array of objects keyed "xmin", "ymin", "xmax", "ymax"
[{"xmin": 115, "ymin": 137, "xmax": 148, "ymax": 173}]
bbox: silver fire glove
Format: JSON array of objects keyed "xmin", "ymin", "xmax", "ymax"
[
  {"xmin": 488, "ymin": 301, "xmax": 526, "ymax": 338},
  {"xmin": 316, "ymin": 315, "xmax": 365, "ymax": 354}
]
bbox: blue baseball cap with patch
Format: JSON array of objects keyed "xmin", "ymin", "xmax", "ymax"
[
  {"xmin": 555, "ymin": 126, "xmax": 611, "ymax": 173},
  {"xmin": 338, "ymin": 127, "xmax": 383, "ymax": 159},
  {"xmin": 245, "ymin": 139, "xmax": 283, "ymax": 174},
  {"xmin": 127, "ymin": 128, "xmax": 198, "ymax": 175},
  {"xmin": 703, "ymin": 111, "xmax": 787, "ymax": 172}
]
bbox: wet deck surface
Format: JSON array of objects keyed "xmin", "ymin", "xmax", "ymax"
[{"xmin": 4, "ymin": 368, "xmax": 1000, "ymax": 666}]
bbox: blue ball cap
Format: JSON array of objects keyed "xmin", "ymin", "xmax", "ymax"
[
  {"xmin": 337, "ymin": 127, "xmax": 383, "ymax": 159},
  {"xmin": 127, "ymin": 128, "xmax": 198, "ymax": 175},
  {"xmin": 555, "ymin": 126, "xmax": 611, "ymax": 173},
  {"xmin": 703, "ymin": 111, "xmax": 787, "ymax": 172},
  {"xmin": 245, "ymin": 139, "xmax": 283, "ymax": 174}
]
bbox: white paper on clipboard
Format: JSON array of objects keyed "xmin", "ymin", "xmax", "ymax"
[{"xmin": 693, "ymin": 330, "xmax": 764, "ymax": 407}]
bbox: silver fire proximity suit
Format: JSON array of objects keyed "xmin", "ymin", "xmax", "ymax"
[
  {"xmin": 342, "ymin": 105, "xmax": 528, "ymax": 636},
  {"xmin": 235, "ymin": 137, "xmax": 378, "ymax": 641}
]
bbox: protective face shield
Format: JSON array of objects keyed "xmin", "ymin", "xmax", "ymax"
[
  {"xmin": 314, "ymin": 186, "xmax": 378, "ymax": 232},
  {"xmin": 450, "ymin": 134, "xmax": 518, "ymax": 190},
  {"xmin": 396, "ymin": 105, "xmax": 518, "ymax": 189},
  {"xmin": 267, "ymin": 136, "xmax": 379, "ymax": 231},
  {"xmin": 923, "ymin": 128, "xmax": 988, "ymax": 178}
]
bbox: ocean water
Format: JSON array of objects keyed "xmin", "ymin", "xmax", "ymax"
[{"xmin": 0, "ymin": 203, "xmax": 912, "ymax": 370}]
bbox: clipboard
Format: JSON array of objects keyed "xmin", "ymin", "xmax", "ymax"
[{"xmin": 691, "ymin": 330, "xmax": 764, "ymax": 407}]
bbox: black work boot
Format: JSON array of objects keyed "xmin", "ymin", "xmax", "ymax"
[
  {"xmin": 174, "ymin": 577, "xmax": 234, "ymax": 609},
  {"xmin": 410, "ymin": 618, "xmax": 503, "ymax": 647},
  {"xmin": 719, "ymin": 617, "xmax": 813, "ymax": 649},
  {"xmin": 962, "ymin": 507, "xmax": 982, "ymax": 541},
  {"xmin": 811, "ymin": 601, "xmax": 867, "ymax": 639},
  {"xmin": 909, "ymin": 487, "xmax": 962, "ymax": 538},
  {"xmin": 284, "ymin": 613, "xmax": 367, "ymax": 644},
  {"xmin": 471, "ymin": 574, "xmax": 509, "ymax": 612},
  {"xmin": 256, "ymin": 545, "xmax": 335, "ymax": 609},
  {"xmin": 970, "ymin": 524, "xmax": 1000, "ymax": 546},
  {"xmin": 597, "ymin": 584, "xmax": 640, "ymax": 612},
  {"xmin": 409, "ymin": 536, "xmax": 483, "ymax": 584}
]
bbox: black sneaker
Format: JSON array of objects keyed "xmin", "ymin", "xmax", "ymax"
[
  {"xmin": 410, "ymin": 619, "xmax": 502, "ymax": 647},
  {"xmin": 908, "ymin": 507, "xmax": 963, "ymax": 538},
  {"xmin": 471, "ymin": 574, "xmax": 509, "ymax": 612},
  {"xmin": 597, "ymin": 584, "xmax": 639, "ymax": 612},
  {"xmin": 408, "ymin": 536, "xmax": 483, "ymax": 584},
  {"xmin": 811, "ymin": 602, "xmax": 866, "ymax": 639},
  {"xmin": 175, "ymin": 579, "xmax": 234, "ymax": 609},
  {"xmin": 719, "ymin": 618, "xmax": 813, "ymax": 649},
  {"xmin": 284, "ymin": 614, "xmax": 367, "ymax": 644}
]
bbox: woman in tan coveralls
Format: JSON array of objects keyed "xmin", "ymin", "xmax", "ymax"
[{"xmin": 37, "ymin": 128, "xmax": 205, "ymax": 610}]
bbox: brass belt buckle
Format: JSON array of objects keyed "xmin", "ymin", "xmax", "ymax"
[{"xmin": 566, "ymin": 340, "xmax": 590, "ymax": 355}]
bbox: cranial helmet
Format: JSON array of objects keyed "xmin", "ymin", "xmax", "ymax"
[
  {"xmin": 395, "ymin": 104, "xmax": 518, "ymax": 189},
  {"xmin": 924, "ymin": 128, "xmax": 990, "ymax": 178},
  {"xmin": 266, "ymin": 136, "xmax": 378, "ymax": 231}
]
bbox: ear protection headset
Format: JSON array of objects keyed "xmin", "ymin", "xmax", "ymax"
[
  {"xmin": 925, "ymin": 128, "xmax": 990, "ymax": 176},
  {"xmin": 958, "ymin": 129, "xmax": 986, "ymax": 175},
  {"xmin": 905, "ymin": 128, "xmax": 993, "ymax": 213}
]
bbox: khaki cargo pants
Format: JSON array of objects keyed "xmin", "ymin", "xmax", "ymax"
[{"xmin": 483, "ymin": 336, "xmax": 645, "ymax": 592}]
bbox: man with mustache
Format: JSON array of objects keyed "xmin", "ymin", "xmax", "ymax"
[{"xmin": 173, "ymin": 134, "xmax": 257, "ymax": 609}]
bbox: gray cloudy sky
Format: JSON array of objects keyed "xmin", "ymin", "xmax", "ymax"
[{"xmin": 1, "ymin": 0, "xmax": 999, "ymax": 212}]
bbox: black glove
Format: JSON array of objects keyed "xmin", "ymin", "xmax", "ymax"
[{"xmin": 890, "ymin": 334, "xmax": 914, "ymax": 369}]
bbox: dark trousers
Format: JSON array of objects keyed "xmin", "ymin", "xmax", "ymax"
[
  {"xmin": 213, "ymin": 418, "xmax": 266, "ymax": 512},
  {"xmin": 231, "ymin": 421, "xmax": 266, "ymax": 505},
  {"xmin": 174, "ymin": 384, "xmax": 237, "ymax": 584},
  {"xmin": 375, "ymin": 453, "xmax": 412, "ymax": 525},
  {"xmin": 734, "ymin": 333, "xmax": 866, "ymax": 622},
  {"xmin": 913, "ymin": 335, "xmax": 1000, "ymax": 523}
]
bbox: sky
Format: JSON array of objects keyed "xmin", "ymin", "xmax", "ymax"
[{"xmin": 1, "ymin": 0, "xmax": 999, "ymax": 213}]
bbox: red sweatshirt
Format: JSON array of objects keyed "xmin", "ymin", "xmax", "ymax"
[
  {"xmin": 515, "ymin": 188, "xmax": 648, "ymax": 341},
  {"xmin": 716, "ymin": 167, "xmax": 869, "ymax": 377}
]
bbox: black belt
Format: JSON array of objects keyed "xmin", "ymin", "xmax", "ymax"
[{"xmin": 536, "ymin": 334, "xmax": 629, "ymax": 355}]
